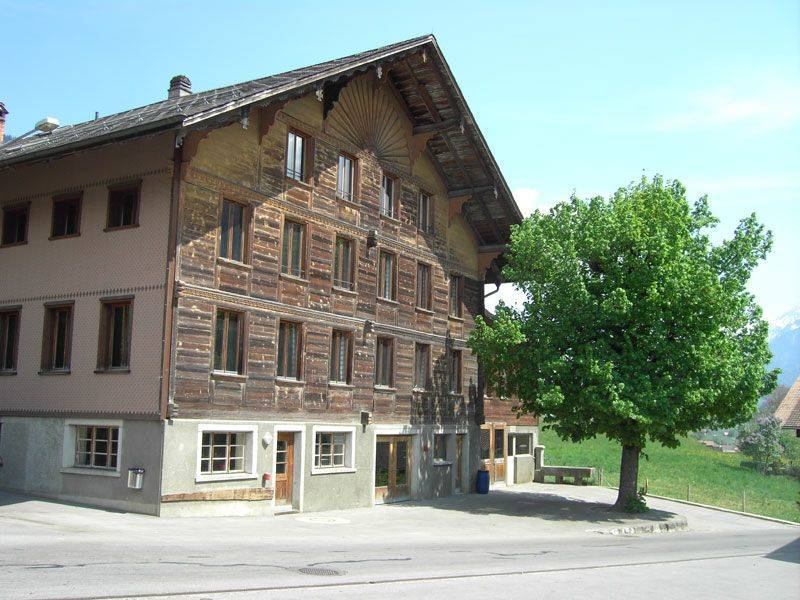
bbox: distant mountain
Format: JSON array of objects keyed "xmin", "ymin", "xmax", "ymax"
[{"xmin": 769, "ymin": 308, "xmax": 800, "ymax": 386}]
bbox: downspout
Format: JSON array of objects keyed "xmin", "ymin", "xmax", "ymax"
[{"xmin": 155, "ymin": 132, "xmax": 185, "ymax": 514}]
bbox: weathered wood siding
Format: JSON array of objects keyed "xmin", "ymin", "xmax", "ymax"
[{"xmin": 170, "ymin": 72, "xmax": 519, "ymax": 427}]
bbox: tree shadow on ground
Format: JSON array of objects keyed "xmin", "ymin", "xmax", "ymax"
[
  {"xmin": 382, "ymin": 487, "xmax": 679, "ymax": 525},
  {"xmin": 765, "ymin": 537, "xmax": 800, "ymax": 564}
]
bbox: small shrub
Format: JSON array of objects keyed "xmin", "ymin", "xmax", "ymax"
[{"xmin": 623, "ymin": 488, "xmax": 648, "ymax": 513}]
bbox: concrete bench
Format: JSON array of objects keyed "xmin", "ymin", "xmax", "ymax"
[{"xmin": 536, "ymin": 465, "xmax": 596, "ymax": 486}]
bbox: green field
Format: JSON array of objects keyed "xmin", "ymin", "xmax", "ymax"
[{"xmin": 538, "ymin": 428, "xmax": 800, "ymax": 522}]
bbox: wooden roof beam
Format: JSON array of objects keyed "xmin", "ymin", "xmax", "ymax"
[
  {"xmin": 404, "ymin": 59, "xmax": 442, "ymax": 123},
  {"xmin": 448, "ymin": 185, "xmax": 494, "ymax": 198},
  {"xmin": 412, "ymin": 118, "xmax": 459, "ymax": 135}
]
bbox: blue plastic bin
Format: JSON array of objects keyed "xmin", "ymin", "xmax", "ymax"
[{"xmin": 476, "ymin": 469, "xmax": 490, "ymax": 494}]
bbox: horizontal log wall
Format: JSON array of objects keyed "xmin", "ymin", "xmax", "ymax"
[{"xmin": 171, "ymin": 76, "xmax": 526, "ymax": 426}]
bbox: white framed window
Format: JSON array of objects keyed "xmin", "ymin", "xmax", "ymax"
[
  {"xmin": 195, "ymin": 423, "xmax": 258, "ymax": 482},
  {"xmin": 311, "ymin": 425, "xmax": 356, "ymax": 474},
  {"xmin": 62, "ymin": 419, "xmax": 123, "ymax": 476}
]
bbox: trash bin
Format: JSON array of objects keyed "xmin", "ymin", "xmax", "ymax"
[
  {"xmin": 127, "ymin": 467, "xmax": 145, "ymax": 490},
  {"xmin": 476, "ymin": 469, "xmax": 490, "ymax": 494}
]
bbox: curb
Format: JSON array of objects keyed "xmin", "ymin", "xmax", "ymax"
[
  {"xmin": 644, "ymin": 493, "xmax": 800, "ymax": 527},
  {"xmin": 588, "ymin": 515, "xmax": 688, "ymax": 535}
]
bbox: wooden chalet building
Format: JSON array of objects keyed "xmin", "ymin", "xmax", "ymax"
[{"xmin": 0, "ymin": 36, "xmax": 537, "ymax": 516}]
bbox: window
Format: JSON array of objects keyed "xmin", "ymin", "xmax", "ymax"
[
  {"xmin": 378, "ymin": 251, "xmax": 396, "ymax": 301},
  {"xmin": 336, "ymin": 154, "xmax": 356, "ymax": 202},
  {"xmin": 449, "ymin": 274, "xmax": 463, "ymax": 317},
  {"xmin": 97, "ymin": 299, "xmax": 132, "ymax": 371},
  {"xmin": 74, "ymin": 425, "xmax": 120, "ymax": 470},
  {"xmin": 333, "ymin": 236, "xmax": 355, "ymax": 290},
  {"xmin": 494, "ymin": 428, "xmax": 505, "ymax": 460},
  {"xmin": 41, "ymin": 303, "xmax": 73, "ymax": 372},
  {"xmin": 312, "ymin": 427, "xmax": 355, "ymax": 472},
  {"xmin": 285, "ymin": 130, "xmax": 307, "ymax": 181},
  {"xmin": 416, "ymin": 263, "xmax": 432, "ymax": 310},
  {"xmin": 106, "ymin": 184, "xmax": 139, "ymax": 229},
  {"xmin": 414, "ymin": 343, "xmax": 430, "ymax": 390},
  {"xmin": 281, "ymin": 219, "xmax": 305, "ymax": 278},
  {"xmin": 219, "ymin": 199, "xmax": 248, "ymax": 262},
  {"xmin": 51, "ymin": 195, "xmax": 81, "ymax": 239},
  {"xmin": 277, "ymin": 321, "xmax": 302, "ymax": 379},
  {"xmin": 213, "ymin": 310, "xmax": 244, "ymax": 374},
  {"xmin": 375, "ymin": 337, "xmax": 394, "ymax": 387},
  {"xmin": 0, "ymin": 308, "xmax": 20, "ymax": 372},
  {"xmin": 418, "ymin": 192, "xmax": 433, "ymax": 233},
  {"xmin": 448, "ymin": 349, "xmax": 462, "ymax": 394},
  {"xmin": 434, "ymin": 433, "xmax": 448, "ymax": 462},
  {"xmin": 330, "ymin": 330, "xmax": 352, "ymax": 384},
  {"xmin": 200, "ymin": 431, "xmax": 245, "ymax": 474},
  {"xmin": 380, "ymin": 174, "xmax": 395, "ymax": 218},
  {"xmin": 509, "ymin": 433, "xmax": 533, "ymax": 456},
  {"xmin": 1, "ymin": 203, "xmax": 29, "ymax": 246}
]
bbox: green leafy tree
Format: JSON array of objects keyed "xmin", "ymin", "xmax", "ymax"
[
  {"xmin": 737, "ymin": 416, "xmax": 783, "ymax": 472},
  {"xmin": 470, "ymin": 176, "xmax": 777, "ymax": 510}
]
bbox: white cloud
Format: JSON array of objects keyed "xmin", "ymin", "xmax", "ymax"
[
  {"xmin": 654, "ymin": 79, "xmax": 800, "ymax": 133},
  {"xmin": 513, "ymin": 187, "xmax": 555, "ymax": 216}
]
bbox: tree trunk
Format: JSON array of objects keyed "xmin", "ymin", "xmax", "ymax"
[{"xmin": 613, "ymin": 445, "xmax": 640, "ymax": 511}]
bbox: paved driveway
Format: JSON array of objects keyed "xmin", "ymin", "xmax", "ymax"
[{"xmin": 1, "ymin": 484, "xmax": 797, "ymax": 599}]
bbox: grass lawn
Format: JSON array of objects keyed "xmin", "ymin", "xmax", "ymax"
[{"xmin": 539, "ymin": 428, "xmax": 800, "ymax": 523}]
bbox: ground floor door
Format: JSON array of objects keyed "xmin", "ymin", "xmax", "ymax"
[
  {"xmin": 375, "ymin": 435, "xmax": 411, "ymax": 503},
  {"xmin": 275, "ymin": 432, "xmax": 295, "ymax": 506},
  {"xmin": 454, "ymin": 433, "xmax": 465, "ymax": 493},
  {"xmin": 480, "ymin": 423, "xmax": 506, "ymax": 484}
]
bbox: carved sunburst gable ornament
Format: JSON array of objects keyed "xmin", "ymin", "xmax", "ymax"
[{"xmin": 325, "ymin": 75, "xmax": 412, "ymax": 168}]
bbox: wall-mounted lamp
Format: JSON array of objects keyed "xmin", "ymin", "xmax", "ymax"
[
  {"xmin": 366, "ymin": 229, "xmax": 378, "ymax": 249},
  {"xmin": 360, "ymin": 411, "xmax": 372, "ymax": 427}
]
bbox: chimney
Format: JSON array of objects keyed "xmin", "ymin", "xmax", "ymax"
[
  {"xmin": 168, "ymin": 75, "xmax": 192, "ymax": 99},
  {"xmin": 0, "ymin": 102, "xmax": 8, "ymax": 142}
]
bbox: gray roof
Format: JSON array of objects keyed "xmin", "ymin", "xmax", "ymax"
[{"xmin": 0, "ymin": 35, "xmax": 433, "ymax": 167}]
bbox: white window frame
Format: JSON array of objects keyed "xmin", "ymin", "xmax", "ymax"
[
  {"xmin": 61, "ymin": 418, "xmax": 123, "ymax": 477},
  {"xmin": 195, "ymin": 423, "xmax": 259, "ymax": 483},
  {"xmin": 311, "ymin": 424, "xmax": 356, "ymax": 475}
]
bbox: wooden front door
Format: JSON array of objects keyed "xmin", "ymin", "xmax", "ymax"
[
  {"xmin": 480, "ymin": 424, "xmax": 506, "ymax": 484},
  {"xmin": 374, "ymin": 435, "xmax": 411, "ymax": 503},
  {"xmin": 275, "ymin": 432, "xmax": 294, "ymax": 506}
]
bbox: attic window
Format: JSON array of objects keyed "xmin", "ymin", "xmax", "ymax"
[{"xmin": 106, "ymin": 184, "xmax": 140, "ymax": 230}]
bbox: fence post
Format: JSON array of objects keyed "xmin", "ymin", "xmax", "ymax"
[
  {"xmin": 742, "ymin": 490, "xmax": 746, "ymax": 513},
  {"xmin": 645, "ymin": 477, "xmax": 648, "ymax": 494},
  {"xmin": 687, "ymin": 484, "xmax": 691, "ymax": 501},
  {"xmin": 600, "ymin": 468, "xmax": 604, "ymax": 487}
]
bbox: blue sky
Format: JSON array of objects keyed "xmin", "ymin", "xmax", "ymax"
[{"xmin": 2, "ymin": 1, "xmax": 798, "ymax": 322}]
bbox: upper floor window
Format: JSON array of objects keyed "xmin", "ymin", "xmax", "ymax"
[
  {"xmin": 281, "ymin": 220, "xmax": 306, "ymax": 278},
  {"xmin": 336, "ymin": 154, "xmax": 356, "ymax": 202},
  {"xmin": 378, "ymin": 251, "xmax": 397, "ymax": 301},
  {"xmin": 41, "ymin": 303, "xmax": 73, "ymax": 373},
  {"xmin": 434, "ymin": 433, "xmax": 448, "ymax": 462},
  {"xmin": 285, "ymin": 130, "xmax": 308, "ymax": 181},
  {"xmin": 51, "ymin": 194, "xmax": 81, "ymax": 239},
  {"xmin": 214, "ymin": 309, "xmax": 244, "ymax": 374},
  {"xmin": 414, "ymin": 343, "xmax": 430, "ymax": 390},
  {"xmin": 333, "ymin": 236, "xmax": 355, "ymax": 291},
  {"xmin": 97, "ymin": 299, "xmax": 133, "ymax": 371},
  {"xmin": 1, "ymin": 203, "xmax": 29, "ymax": 246},
  {"xmin": 106, "ymin": 184, "xmax": 140, "ymax": 230},
  {"xmin": 416, "ymin": 263, "xmax": 432, "ymax": 310},
  {"xmin": 219, "ymin": 199, "xmax": 248, "ymax": 263},
  {"xmin": 0, "ymin": 308, "xmax": 20, "ymax": 373},
  {"xmin": 375, "ymin": 337, "xmax": 394, "ymax": 387},
  {"xmin": 380, "ymin": 174, "xmax": 395, "ymax": 218},
  {"xmin": 277, "ymin": 321, "xmax": 303, "ymax": 379},
  {"xmin": 449, "ymin": 274, "xmax": 463, "ymax": 318},
  {"xmin": 418, "ymin": 192, "xmax": 433, "ymax": 233},
  {"xmin": 448, "ymin": 349, "xmax": 462, "ymax": 394},
  {"xmin": 330, "ymin": 329, "xmax": 352, "ymax": 384}
]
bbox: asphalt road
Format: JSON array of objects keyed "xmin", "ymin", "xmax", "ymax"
[{"xmin": 1, "ymin": 485, "xmax": 797, "ymax": 600}]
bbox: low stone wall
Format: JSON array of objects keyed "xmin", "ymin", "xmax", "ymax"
[{"xmin": 533, "ymin": 445, "xmax": 596, "ymax": 485}]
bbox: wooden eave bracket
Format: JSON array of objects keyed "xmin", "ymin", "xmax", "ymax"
[
  {"xmin": 179, "ymin": 128, "xmax": 212, "ymax": 164},
  {"xmin": 259, "ymin": 100, "xmax": 288, "ymax": 144},
  {"xmin": 449, "ymin": 195, "xmax": 471, "ymax": 223},
  {"xmin": 478, "ymin": 249, "xmax": 503, "ymax": 279},
  {"xmin": 409, "ymin": 131, "xmax": 436, "ymax": 168}
]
